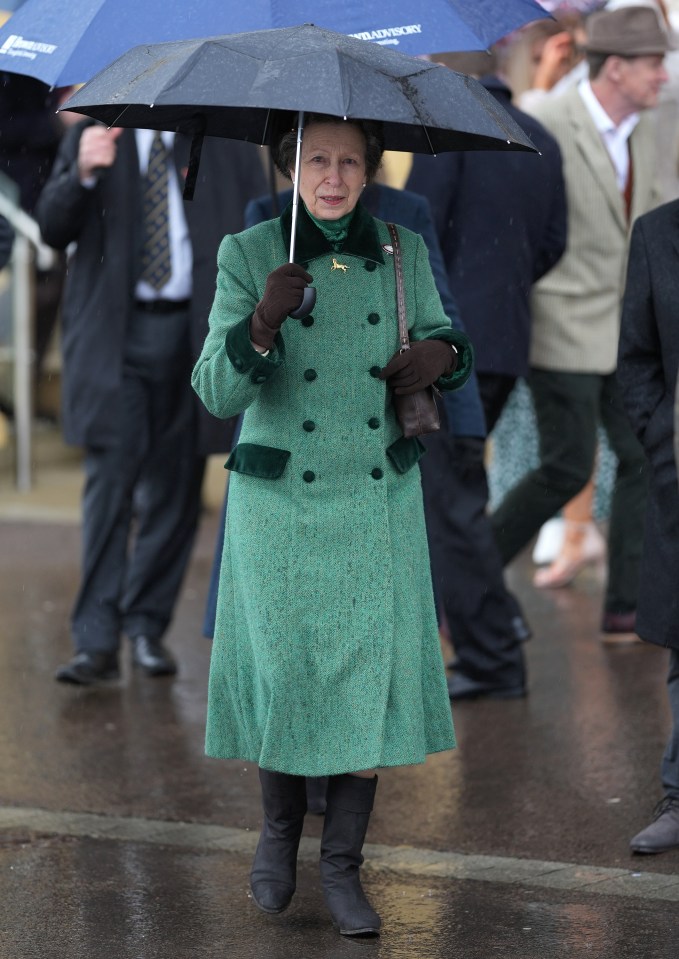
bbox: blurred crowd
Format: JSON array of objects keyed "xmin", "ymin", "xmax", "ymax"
[{"xmin": 1, "ymin": 0, "xmax": 679, "ymax": 865}]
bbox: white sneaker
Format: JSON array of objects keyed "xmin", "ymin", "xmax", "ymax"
[{"xmin": 531, "ymin": 517, "xmax": 565, "ymax": 565}]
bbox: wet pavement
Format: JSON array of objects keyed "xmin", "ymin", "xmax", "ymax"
[{"xmin": 1, "ymin": 449, "xmax": 679, "ymax": 957}]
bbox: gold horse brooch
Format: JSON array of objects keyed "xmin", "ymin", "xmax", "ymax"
[{"xmin": 331, "ymin": 257, "xmax": 348, "ymax": 273}]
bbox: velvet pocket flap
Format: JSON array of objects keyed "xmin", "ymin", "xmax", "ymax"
[
  {"xmin": 386, "ymin": 436, "xmax": 426, "ymax": 474},
  {"xmin": 225, "ymin": 443, "xmax": 291, "ymax": 479}
]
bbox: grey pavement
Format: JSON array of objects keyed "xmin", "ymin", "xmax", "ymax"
[{"xmin": 1, "ymin": 429, "xmax": 678, "ymax": 958}]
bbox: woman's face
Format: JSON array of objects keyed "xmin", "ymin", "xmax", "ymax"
[{"xmin": 291, "ymin": 121, "xmax": 367, "ymax": 220}]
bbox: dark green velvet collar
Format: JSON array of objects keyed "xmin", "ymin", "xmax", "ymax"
[{"xmin": 280, "ymin": 199, "xmax": 385, "ymax": 266}]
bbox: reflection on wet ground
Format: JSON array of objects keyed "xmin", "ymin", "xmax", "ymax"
[{"xmin": 1, "ymin": 512, "xmax": 678, "ymax": 956}]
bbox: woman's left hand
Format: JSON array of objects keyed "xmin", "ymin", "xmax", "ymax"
[{"xmin": 379, "ymin": 339, "xmax": 457, "ymax": 394}]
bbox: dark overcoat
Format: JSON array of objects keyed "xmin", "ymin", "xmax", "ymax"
[
  {"xmin": 36, "ymin": 121, "xmax": 267, "ymax": 454},
  {"xmin": 618, "ymin": 200, "xmax": 679, "ymax": 650},
  {"xmin": 406, "ymin": 75, "xmax": 567, "ymax": 379}
]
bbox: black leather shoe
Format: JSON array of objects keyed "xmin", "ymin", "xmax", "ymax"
[
  {"xmin": 131, "ymin": 636, "xmax": 177, "ymax": 676},
  {"xmin": 55, "ymin": 650, "xmax": 119, "ymax": 685},
  {"xmin": 447, "ymin": 671, "xmax": 526, "ymax": 701}
]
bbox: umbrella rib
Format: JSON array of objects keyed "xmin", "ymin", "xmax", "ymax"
[{"xmin": 107, "ymin": 104, "xmax": 133, "ymax": 128}]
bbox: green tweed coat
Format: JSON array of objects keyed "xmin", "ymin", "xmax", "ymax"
[{"xmin": 192, "ymin": 202, "xmax": 472, "ymax": 777}]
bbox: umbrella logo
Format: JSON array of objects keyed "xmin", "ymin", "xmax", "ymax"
[
  {"xmin": 349, "ymin": 23, "xmax": 423, "ymax": 47},
  {"xmin": 0, "ymin": 34, "xmax": 57, "ymax": 60}
]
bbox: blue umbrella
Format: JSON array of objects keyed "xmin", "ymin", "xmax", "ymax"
[{"xmin": 0, "ymin": 0, "xmax": 550, "ymax": 87}]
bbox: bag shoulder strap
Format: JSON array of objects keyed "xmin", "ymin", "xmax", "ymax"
[{"xmin": 387, "ymin": 222, "xmax": 409, "ymax": 352}]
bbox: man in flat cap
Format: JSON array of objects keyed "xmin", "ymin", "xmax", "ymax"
[{"xmin": 491, "ymin": 5, "xmax": 669, "ymax": 642}]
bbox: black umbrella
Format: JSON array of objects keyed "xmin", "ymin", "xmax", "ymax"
[{"xmin": 62, "ymin": 24, "xmax": 537, "ymax": 313}]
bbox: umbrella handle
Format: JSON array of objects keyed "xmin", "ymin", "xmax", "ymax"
[
  {"xmin": 289, "ymin": 285, "xmax": 316, "ymax": 319},
  {"xmin": 287, "ymin": 109, "xmax": 316, "ymax": 319}
]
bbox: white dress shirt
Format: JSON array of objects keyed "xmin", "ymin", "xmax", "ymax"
[
  {"xmin": 578, "ymin": 78, "xmax": 639, "ymax": 192},
  {"xmin": 134, "ymin": 129, "xmax": 192, "ymax": 302}
]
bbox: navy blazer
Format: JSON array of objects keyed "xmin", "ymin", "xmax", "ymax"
[
  {"xmin": 406, "ymin": 75, "xmax": 567, "ymax": 379},
  {"xmin": 246, "ymin": 184, "xmax": 486, "ymax": 438}
]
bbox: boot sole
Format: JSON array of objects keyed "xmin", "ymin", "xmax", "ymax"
[
  {"xmin": 252, "ymin": 898, "xmax": 291, "ymax": 914},
  {"xmin": 630, "ymin": 844, "xmax": 679, "ymax": 854},
  {"xmin": 336, "ymin": 924, "xmax": 380, "ymax": 937}
]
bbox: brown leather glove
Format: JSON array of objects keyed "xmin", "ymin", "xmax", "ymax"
[
  {"xmin": 379, "ymin": 339, "xmax": 457, "ymax": 394},
  {"xmin": 250, "ymin": 263, "xmax": 313, "ymax": 351}
]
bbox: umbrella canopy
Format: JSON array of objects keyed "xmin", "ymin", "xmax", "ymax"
[
  {"xmin": 62, "ymin": 25, "xmax": 537, "ymax": 156},
  {"xmin": 0, "ymin": 0, "xmax": 550, "ymax": 87},
  {"xmin": 63, "ymin": 23, "xmax": 540, "ymax": 315}
]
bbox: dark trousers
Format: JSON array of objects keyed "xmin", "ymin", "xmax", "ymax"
[
  {"xmin": 476, "ymin": 372, "xmax": 517, "ymax": 434},
  {"xmin": 662, "ymin": 649, "xmax": 679, "ymax": 800},
  {"xmin": 72, "ymin": 306, "xmax": 205, "ymax": 653},
  {"xmin": 420, "ymin": 429, "xmax": 526, "ymax": 687},
  {"xmin": 491, "ymin": 368, "xmax": 648, "ymax": 614}
]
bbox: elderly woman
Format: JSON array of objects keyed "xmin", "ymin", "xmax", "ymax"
[{"xmin": 192, "ymin": 113, "xmax": 473, "ymax": 937}]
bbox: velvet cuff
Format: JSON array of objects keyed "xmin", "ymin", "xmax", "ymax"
[
  {"xmin": 224, "ymin": 314, "xmax": 285, "ymax": 383},
  {"xmin": 386, "ymin": 436, "xmax": 426, "ymax": 474}
]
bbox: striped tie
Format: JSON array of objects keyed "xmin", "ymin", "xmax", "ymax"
[{"xmin": 140, "ymin": 131, "xmax": 171, "ymax": 291}]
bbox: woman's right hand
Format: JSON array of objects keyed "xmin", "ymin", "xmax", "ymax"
[{"xmin": 250, "ymin": 263, "xmax": 313, "ymax": 351}]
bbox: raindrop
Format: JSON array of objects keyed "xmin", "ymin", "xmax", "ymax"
[
  {"xmin": 606, "ymin": 797, "xmax": 622, "ymax": 804},
  {"xmin": 632, "ymin": 872, "xmax": 642, "ymax": 878}
]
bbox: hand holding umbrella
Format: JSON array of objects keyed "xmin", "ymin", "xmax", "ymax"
[{"xmin": 250, "ymin": 263, "xmax": 313, "ymax": 349}]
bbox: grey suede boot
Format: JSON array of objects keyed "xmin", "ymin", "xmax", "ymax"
[
  {"xmin": 250, "ymin": 768, "xmax": 307, "ymax": 913},
  {"xmin": 320, "ymin": 774, "xmax": 381, "ymax": 937}
]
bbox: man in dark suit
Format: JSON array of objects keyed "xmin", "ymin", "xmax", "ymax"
[
  {"xmin": 406, "ymin": 72, "xmax": 567, "ymax": 432},
  {"xmin": 618, "ymin": 199, "xmax": 679, "ymax": 854},
  {"xmin": 405, "ymin": 71, "xmax": 566, "ymax": 698},
  {"xmin": 37, "ymin": 121, "xmax": 266, "ymax": 685},
  {"xmin": 208, "ymin": 182, "xmax": 530, "ymax": 702}
]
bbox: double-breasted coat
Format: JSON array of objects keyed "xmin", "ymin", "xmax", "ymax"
[
  {"xmin": 618, "ymin": 200, "xmax": 679, "ymax": 650},
  {"xmin": 192, "ymin": 202, "xmax": 472, "ymax": 776}
]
